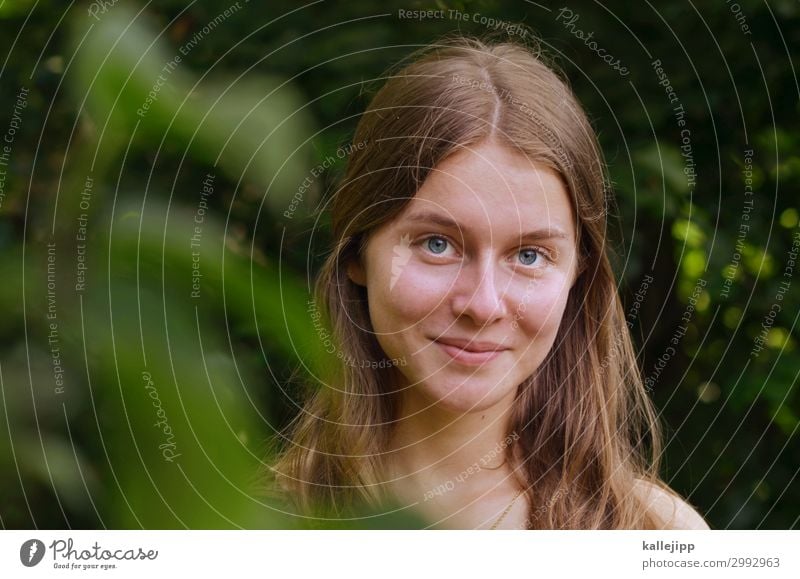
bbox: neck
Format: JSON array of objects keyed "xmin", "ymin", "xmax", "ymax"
[{"xmin": 385, "ymin": 384, "xmax": 521, "ymax": 506}]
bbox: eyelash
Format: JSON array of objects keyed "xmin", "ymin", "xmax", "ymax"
[{"xmin": 415, "ymin": 234, "xmax": 554, "ymax": 266}]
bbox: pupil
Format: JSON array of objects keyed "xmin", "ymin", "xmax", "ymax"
[
  {"xmin": 520, "ymin": 250, "xmax": 537, "ymax": 265},
  {"xmin": 428, "ymin": 237, "xmax": 447, "ymax": 253}
]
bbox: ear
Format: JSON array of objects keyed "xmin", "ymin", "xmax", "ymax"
[{"xmin": 347, "ymin": 259, "xmax": 367, "ymax": 287}]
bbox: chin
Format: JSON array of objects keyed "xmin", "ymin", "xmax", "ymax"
[{"xmin": 412, "ymin": 373, "xmax": 521, "ymax": 414}]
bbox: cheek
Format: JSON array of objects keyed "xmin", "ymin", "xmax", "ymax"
[
  {"xmin": 513, "ymin": 277, "xmax": 572, "ymax": 336},
  {"xmin": 367, "ymin": 265, "xmax": 458, "ymax": 366},
  {"xmin": 370, "ymin": 264, "xmax": 454, "ymax": 331}
]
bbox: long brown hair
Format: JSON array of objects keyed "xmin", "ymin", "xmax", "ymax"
[{"xmin": 271, "ymin": 34, "xmax": 678, "ymax": 529}]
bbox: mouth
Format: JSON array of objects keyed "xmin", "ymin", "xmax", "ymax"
[{"xmin": 432, "ymin": 337, "xmax": 509, "ymax": 366}]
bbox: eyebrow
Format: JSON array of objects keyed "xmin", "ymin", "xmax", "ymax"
[{"xmin": 403, "ymin": 210, "xmax": 571, "ymax": 240}]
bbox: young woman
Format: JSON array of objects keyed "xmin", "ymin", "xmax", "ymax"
[{"xmin": 272, "ymin": 35, "xmax": 709, "ymax": 530}]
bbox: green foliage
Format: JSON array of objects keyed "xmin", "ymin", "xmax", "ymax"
[{"xmin": 0, "ymin": 0, "xmax": 797, "ymax": 529}]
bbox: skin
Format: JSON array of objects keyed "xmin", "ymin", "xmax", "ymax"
[
  {"xmin": 347, "ymin": 139, "xmax": 710, "ymax": 529},
  {"xmin": 348, "ymin": 139, "xmax": 579, "ymax": 528},
  {"xmin": 635, "ymin": 481, "xmax": 711, "ymax": 530}
]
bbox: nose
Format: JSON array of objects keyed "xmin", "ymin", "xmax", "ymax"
[{"xmin": 450, "ymin": 257, "xmax": 509, "ymax": 325}]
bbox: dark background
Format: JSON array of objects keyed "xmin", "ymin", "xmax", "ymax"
[{"xmin": 0, "ymin": 0, "xmax": 797, "ymax": 529}]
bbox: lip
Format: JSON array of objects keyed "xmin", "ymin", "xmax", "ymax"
[{"xmin": 433, "ymin": 336, "xmax": 509, "ymax": 366}]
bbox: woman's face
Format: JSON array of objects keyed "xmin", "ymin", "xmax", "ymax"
[{"xmin": 347, "ymin": 140, "xmax": 580, "ymax": 414}]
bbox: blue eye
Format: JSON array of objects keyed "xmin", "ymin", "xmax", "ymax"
[
  {"xmin": 519, "ymin": 249, "xmax": 539, "ymax": 265},
  {"xmin": 426, "ymin": 237, "xmax": 448, "ymax": 254}
]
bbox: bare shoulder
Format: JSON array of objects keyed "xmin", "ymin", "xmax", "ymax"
[{"xmin": 633, "ymin": 479, "xmax": 710, "ymax": 530}]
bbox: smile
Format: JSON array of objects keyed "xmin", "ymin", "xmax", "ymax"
[{"xmin": 433, "ymin": 338, "xmax": 509, "ymax": 366}]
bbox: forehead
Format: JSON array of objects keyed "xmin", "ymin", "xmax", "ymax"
[{"xmin": 399, "ymin": 142, "xmax": 575, "ymax": 238}]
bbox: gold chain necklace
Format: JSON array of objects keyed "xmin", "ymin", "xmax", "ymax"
[{"xmin": 489, "ymin": 488, "xmax": 524, "ymax": 530}]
